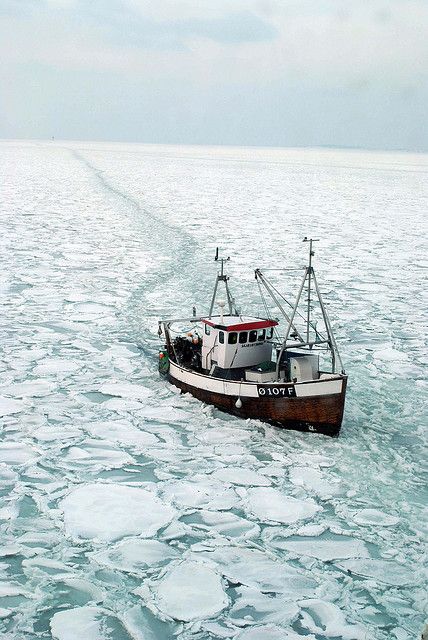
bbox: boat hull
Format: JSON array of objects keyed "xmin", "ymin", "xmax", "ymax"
[{"xmin": 166, "ymin": 362, "xmax": 347, "ymax": 437}]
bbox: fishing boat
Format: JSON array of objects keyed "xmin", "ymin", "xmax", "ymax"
[{"xmin": 158, "ymin": 239, "xmax": 347, "ymax": 436}]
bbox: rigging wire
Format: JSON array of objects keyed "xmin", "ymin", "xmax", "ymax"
[
  {"xmin": 256, "ymin": 270, "xmax": 303, "ymax": 342},
  {"xmin": 257, "ymin": 277, "xmax": 281, "ymax": 343},
  {"xmin": 260, "ymin": 271, "xmax": 326, "ymax": 342}
]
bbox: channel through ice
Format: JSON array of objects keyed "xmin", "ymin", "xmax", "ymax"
[{"xmin": 0, "ymin": 140, "xmax": 427, "ymax": 639}]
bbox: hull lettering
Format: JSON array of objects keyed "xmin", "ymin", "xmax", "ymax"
[{"xmin": 257, "ymin": 385, "xmax": 296, "ymax": 397}]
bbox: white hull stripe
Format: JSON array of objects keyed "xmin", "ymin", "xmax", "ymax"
[{"xmin": 169, "ymin": 362, "xmax": 343, "ymax": 398}]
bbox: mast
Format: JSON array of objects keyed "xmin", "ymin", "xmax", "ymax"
[
  {"xmin": 303, "ymin": 237, "xmax": 318, "ymax": 343},
  {"xmin": 209, "ymin": 248, "xmax": 237, "ymax": 317},
  {"xmin": 270, "ymin": 237, "xmax": 343, "ymax": 380},
  {"xmin": 275, "ymin": 269, "xmax": 307, "ymax": 379}
]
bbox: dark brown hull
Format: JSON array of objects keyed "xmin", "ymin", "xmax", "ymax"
[{"xmin": 168, "ymin": 372, "xmax": 347, "ymax": 437}]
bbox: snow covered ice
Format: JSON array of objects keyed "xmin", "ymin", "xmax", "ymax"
[
  {"xmin": 61, "ymin": 484, "xmax": 177, "ymax": 542},
  {"xmin": 244, "ymin": 487, "xmax": 322, "ymax": 524},
  {"xmin": 0, "ymin": 140, "xmax": 426, "ymax": 639},
  {"xmin": 91, "ymin": 538, "xmax": 179, "ymax": 575},
  {"xmin": 153, "ymin": 561, "xmax": 228, "ymax": 622}
]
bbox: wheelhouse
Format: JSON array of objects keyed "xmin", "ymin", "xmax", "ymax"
[{"xmin": 201, "ymin": 316, "xmax": 277, "ymax": 371}]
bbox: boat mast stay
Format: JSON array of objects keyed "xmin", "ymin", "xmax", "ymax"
[
  {"xmin": 208, "ymin": 248, "xmax": 238, "ymax": 317},
  {"xmin": 255, "ymin": 269, "xmax": 304, "ymax": 342},
  {"xmin": 312, "ymin": 269, "xmax": 344, "ymax": 374}
]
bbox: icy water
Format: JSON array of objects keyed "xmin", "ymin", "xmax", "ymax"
[{"xmin": 0, "ymin": 140, "xmax": 427, "ymax": 640}]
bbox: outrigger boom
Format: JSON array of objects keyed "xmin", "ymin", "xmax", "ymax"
[{"xmin": 158, "ymin": 240, "xmax": 347, "ymax": 436}]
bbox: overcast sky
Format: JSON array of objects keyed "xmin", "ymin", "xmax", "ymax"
[{"xmin": 1, "ymin": 0, "xmax": 427, "ymax": 151}]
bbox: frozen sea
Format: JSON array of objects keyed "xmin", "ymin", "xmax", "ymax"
[{"xmin": 0, "ymin": 140, "xmax": 427, "ymax": 640}]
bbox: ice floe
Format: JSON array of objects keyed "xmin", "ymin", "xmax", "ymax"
[
  {"xmin": 0, "ymin": 544, "xmax": 20, "ymax": 558},
  {"xmin": 289, "ymin": 466, "xmax": 341, "ymax": 499},
  {"xmin": 0, "ymin": 499, "xmax": 20, "ymax": 521},
  {"xmin": 0, "ymin": 583, "xmax": 30, "ymax": 598},
  {"xmin": 162, "ymin": 478, "xmax": 238, "ymax": 510},
  {"xmin": 31, "ymin": 424, "xmax": 83, "ymax": 442},
  {"xmin": 50, "ymin": 606, "xmax": 131, "ymax": 640},
  {"xmin": 52, "ymin": 577, "xmax": 106, "ymax": 604},
  {"xmin": 10, "ymin": 348, "xmax": 47, "ymax": 362},
  {"xmin": 194, "ymin": 544, "xmax": 317, "ymax": 595},
  {"xmin": 122, "ymin": 605, "xmax": 173, "ymax": 640},
  {"xmin": 33, "ymin": 359, "xmax": 81, "ymax": 376},
  {"xmin": 0, "ymin": 442, "xmax": 37, "ymax": 466},
  {"xmin": 195, "ymin": 426, "xmax": 252, "ymax": 445},
  {"xmin": 22, "ymin": 557, "xmax": 74, "ymax": 575},
  {"xmin": 91, "ymin": 538, "xmax": 179, "ymax": 575},
  {"xmin": 0, "ymin": 464, "xmax": 18, "ymax": 486},
  {"xmin": 0, "ymin": 380, "xmax": 54, "ymax": 397},
  {"xmin": 102, "ymin": 398, "xmax": 147, "ymax": 412},
  {"xmin": 135, "ymin": 405, "xmax": 189, "ymax": 423},
  {"xmin": 154, "ymin": 561, "xmax": 228, "ymax": 621},
  {"xmin": 200, "ymin": 620, "xmax": 236, "ymax": 638},
  {"xmin": 61, "ymin": 484, "xmax": 176, "ymax": 542},
  {"xmin": 265, "ymin": 532, "xmax": 370, "ymax": 561},
  {"xmin": 353, "ymin": 508, "xmax": 400, "ymax": 526},
  {"xmin": 189, "ymin": 510, "xmax": 260, "ymax": 539},
  {"xmin": 335, "ymin": 558, "xmax": 414, "ymax": 585},
  {"xmin": 295, "ymin": 523, "xmax": 327, "ymax": 536},
  {"xmin": 18, "ymin": 531, "xmax": 62, "ymax": 548},
  {"xmin": 244, "ymin": 487, "xmax": 321, "ymax": 524},
  {"xmin": 98, "ymin": 382, "xmax": 151, "ymax": 401},
  {"xmin": 236, "ymin": 626, "xmax": 308, "ymax": 640},
  {"xmin": 63, "ymin": 439, "xmax": 135, "ymax": 469},
  {"xmin": 0, "ymin": 396, "xmax": 26, "ymax": 417},
  {"xmin": 84, "ymin": 420, "xmax": 159, "ymax": 449},
  {"xmin": 212, "ymin": 467, "xmax": 271, "ymax": 486},
  {"xmin": 290, "ymin": 453, "xmax": 335, "ymax": 468},
  {"xmin": 298, "ymin": 599, "xmax": 366, "ymax": 639},
  {"xmin": 231, "ymin": 585, "xmax": 299, "ymax": 625}
]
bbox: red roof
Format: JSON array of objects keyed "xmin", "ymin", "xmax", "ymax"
[{"xmin": 202, "ymin": 316, "xmax": 278, "ymax": 332}]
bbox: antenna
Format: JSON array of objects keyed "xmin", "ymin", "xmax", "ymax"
[
  {"xmin": 303, "ymin": 237, "xmax": 319, "ymax": 342},
  {"xmin": 213, "ymin": 248, "xmax": 230, "ymax": 279}
]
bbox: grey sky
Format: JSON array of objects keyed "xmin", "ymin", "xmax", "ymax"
[{"xmin": 1, "ymin": 0, "xmax": 427, "ymax": 151}]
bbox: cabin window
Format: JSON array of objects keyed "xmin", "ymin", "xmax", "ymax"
[
  {"xmin": 219, "ymin": 331, "xmax": 224, "ymax": 344},
  {"xmin": 249, "ymin": 330, "xmax": 257, "ymax": 343},
  {"xmin": 257, "ymin": 329, "xmax": 265, "ymax": 341},
  {"xmin": 239, "ymin": 331, "xmax": 248, "ymax": 344},
  {"xmin": 267, "ymin": 327, "xmax": 273, "ymax": 339},
  {"xmin": 205, "ymin": 324, "xmax": 211, "ymax": 336},
  {"xmin": 228, "ymin": 332, "xmax": 238, "ymax": 344}
]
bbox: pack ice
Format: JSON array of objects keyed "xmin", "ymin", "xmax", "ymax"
[{"xmin": 0, "ymin": 141, "xmax": 426, "ymax": 640}]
